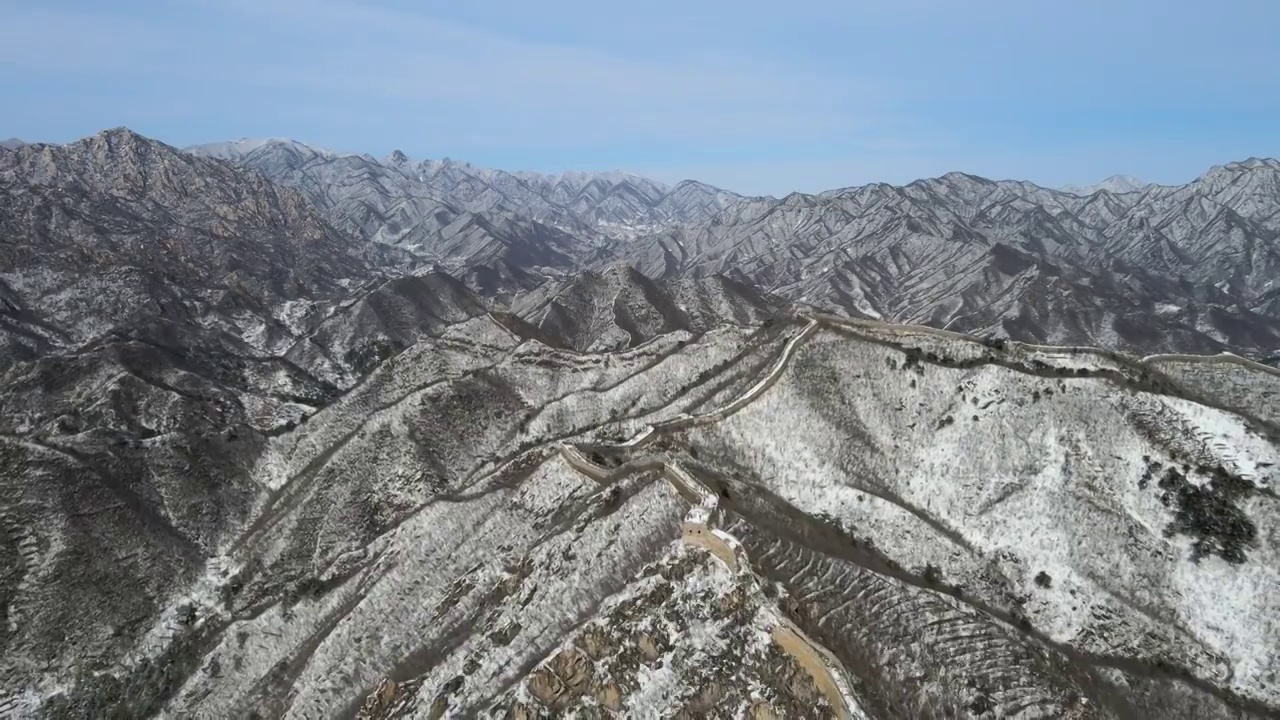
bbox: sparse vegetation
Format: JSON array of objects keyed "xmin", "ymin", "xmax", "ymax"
[{"xmin": 1156, "ymin": 464, "xmax": 1259, "ymax": 564}]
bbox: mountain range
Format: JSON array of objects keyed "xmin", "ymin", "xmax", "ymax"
[
  {"xmin": 1, "ymin": 128, "xmax": 1278, "ymax": 718},
  {"xmin": 188, "ymin": 138, "xmax": 1280, "ymax": 360}
]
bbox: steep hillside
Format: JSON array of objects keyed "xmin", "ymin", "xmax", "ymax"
[
  {"xmin": 618, "ymin": 165, "xmax": 1280, "ymax": 357},
  {"xmin": 0, "ymin": 129, "xmax": 414, "ymax": 362},
  {"xmin": 185, "ymin": 141, "xmax": 594, "ymax": 296},
  {"xmin": 191, "ymin": 134, "xmax": 1280, "ymax": 358},
  {"xmin": 282, "ymin": 271, "xmax": 489, "ymax": 388},
  {"xmin": 4, "ymin": 128, "xmax": 1279, "ymax": 718},
  {"xmin": 569, "ymin": 315, "xmax": 1280, "ymax": 718},
  {"xmin": 6, "ymin": 305, "xmax": 1277, "ymax": 718},
  {"xmin": 513, "ymin": 265, "xmax": 786, "ymax": 352},
  {"xmin": 188, "ymin": 141, "xmax": 745, "ymax": 238}
]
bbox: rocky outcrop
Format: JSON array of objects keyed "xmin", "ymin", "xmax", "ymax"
[{"xmin": 355, "ymin": 678, "xmax": 400, "ymax": 719}]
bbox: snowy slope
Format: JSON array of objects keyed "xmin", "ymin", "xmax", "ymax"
[
  {"xmin": 5, "ymin": 126, "xmax": 1280, "ymax": 718},
  {"xmin": 186, "ymin": 131, "xmax": 1280, "ymax": 358},
  {"xmin": 10, "ymin": 307, "xmax": 1278, "ymax": 717}
]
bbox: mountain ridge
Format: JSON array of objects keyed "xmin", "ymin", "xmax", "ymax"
[
  {"xmin": 186, "ymin": 133, "xmax": 1280, "ymax": 361},
  {"xmin": 3, "ymin": 127, "xmax": 1279, "ymax": 716},
  {"xmin": 614, "ymin": 155, "xmax": 1280, "ymax": 358},
  {"xmin": 185, "ymin": 134, "xmax": 1280, "ymax": 203}
]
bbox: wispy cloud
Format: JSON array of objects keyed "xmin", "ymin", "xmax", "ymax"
[{"xmin": 1, "ymin": 0, "xmax": 1277, "ymax": 195}]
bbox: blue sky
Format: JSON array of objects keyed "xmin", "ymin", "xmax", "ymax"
[{"xmin": 2, "ymin": 0, "xmax": 1277, "ymax": 195}]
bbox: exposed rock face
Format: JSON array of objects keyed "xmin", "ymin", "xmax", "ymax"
[
  {"xmin": 499, "ymin": 550, "xmax": 836, "ymax": 718},
  {"xmin": 355, "ymin": 678, "xmax": 399, "ymax": 719}
]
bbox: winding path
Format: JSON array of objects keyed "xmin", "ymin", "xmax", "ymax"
[
  {"xmin": 555, "ymin": 314, "xmax": 862, "ymax": 718},
  {"xmin": 552, "ymin": 310, "xmax": 1280, "ymax": 718}
]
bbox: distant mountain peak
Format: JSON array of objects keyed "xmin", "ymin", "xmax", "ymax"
[
  {"xmin": 670, "ymin": 178, "xmax": 734, "ymax": 194},
  {"xmin": 185, "ymin": 137, "xmax": 341, "ymax": 162},
  {"xmin": 0, "ymin": 137, "xmax": 24, "ymax": 150},
  {"xmin": 1060, "ymin": 174, "xmax": 1149, "ymax": 196},
  {"xmin": 560, "ymin": 169, "xmax": 650, "ymax": 186},
  {"xmin": 81, "ymin": 126, "xmax": 156, "ymax": 150},
  {"xmin": 939, "ymin": 170, "xmax": 994, "ymax": 185},
  {"xmin": 64, "ymin": 127, "xmax": 187, "ymax": 160},
  {"xmin": 187, "ymin": 136, "xmax": 677, "ymax": 204},
  {"xmin": 1216, "ymin": 157, "xmax": 1280, "ymax": 173}
]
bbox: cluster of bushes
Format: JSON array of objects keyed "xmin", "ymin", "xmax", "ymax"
[
  {"xmin": 1139, "ymin": 456, "xmax": 1258, "ymax": 564},
  {"xmin": 896, "ymin": 345, "xmax": 989, "ymax": 373}
]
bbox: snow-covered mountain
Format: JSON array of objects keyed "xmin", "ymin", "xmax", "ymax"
[
  {"xmin": 8, "ymin": 281, "xmax": 1277, "ymax": 716},
  {"xmin": 511, "ymin": 263, "xmax": 786, "ymax": 352},
  {"xmin": 4, "ymin": 128, "xmax": 1280, "ymax": 717},
  {"xmin": 189, "ymin": 136, "xmax": 1280, "ymax": 360},
  {"xmin": 0, "ymin": 128, "xmax": 418, "ymax": 362},
  {"xmin": 187, "ymin": 139, "xmax": 743, "ymax": 239},
  {"xmin": 617, "ymin": 163, "xmax": 1280, "ymax": 358},
  {"xmin": 185, "ymin": 138, "xmax": 287, "ymax": 160},
  {"xmin": 1060, "ymin": 174, "xmax": 1151, "ymax": 196}
]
